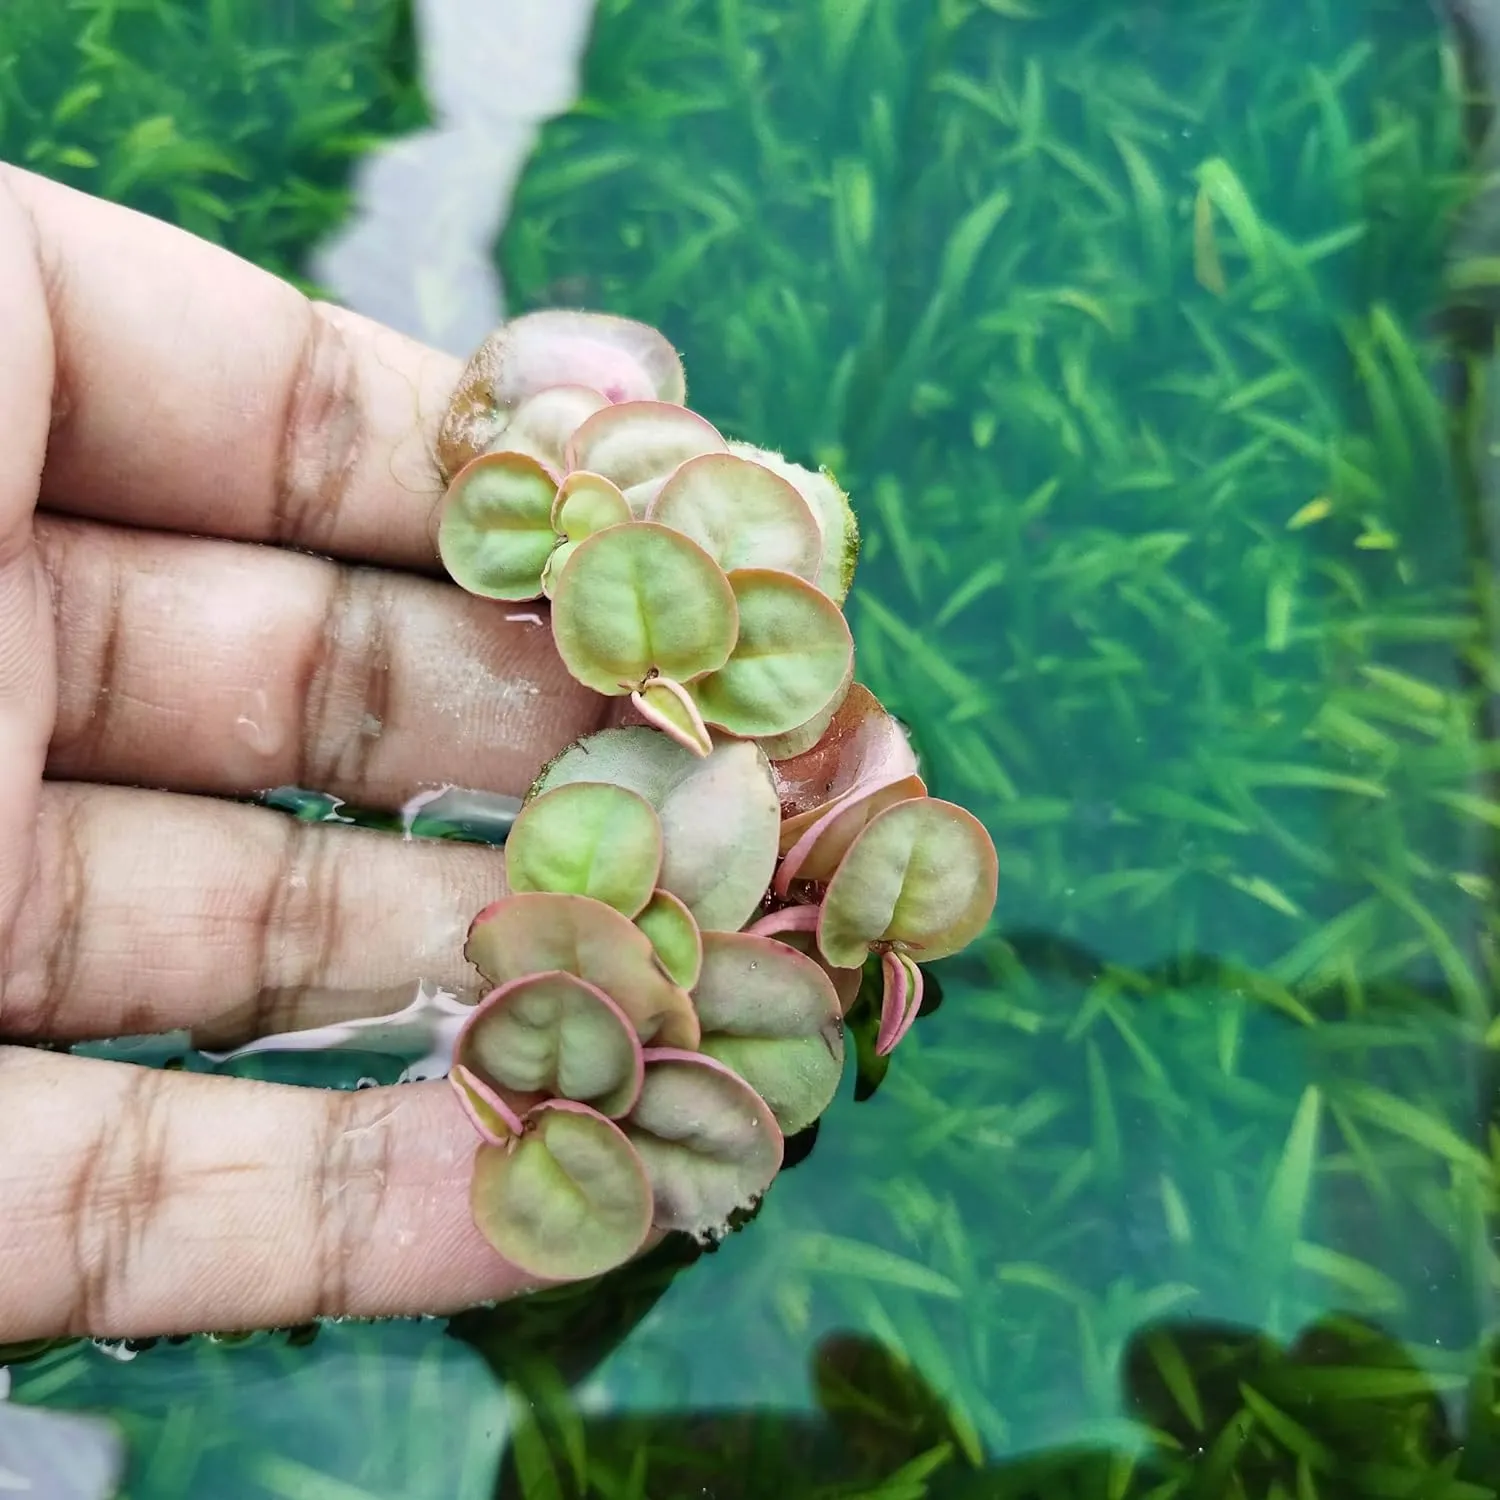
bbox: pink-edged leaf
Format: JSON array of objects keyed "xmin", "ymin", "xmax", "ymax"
[
  {"xmin": 626, "ymin": 1048, "xmax": 784, "ymax": 1239},
  {"xmin": 754, "ymin": 664, "xmax": 852, "ymax": 761},
  {"xmin": 647, "ymin": 452, "xmax": 822, "ymax": 580},
  {"xmin": 551, "ymin": 522, "xmax": 738, "ymax": 695},
  {"xmin": 687, "ymin": 568, "xmax": 853, "ymax": 740},
  {"xmin": 455, "ymin": 970, "xmax": 645, "ymax": 1118},
  {"xmin": 565, "ymin": 401, "xmax": 727, "ymax": 515},
  {"xmin": 692, "ymin": 932, "xmax": 844, "ymax": 1134},
  {"xmin": 487, "ymin": 385, "xmax": 610, "ymax": 470},
  {"xmin": 470, "ymin": 1101, "xmax": 653, "ymax": 1281},
  {"xmin": 632, "ymin": 676, "xmax": 713, "ymax": 757},
  {"xmin": 450, "ymin": 1062, "xmax": 527, "ymax": 1145},
  {"xmin": 816, "ymin": 798, "xmax": 999, "ymax": 970},
  {"xmin": 876, "ymin": 949, "xmax": 924, "ymax": 1055},
  {"xmin": 772, "ymin": 928, "xmax": 864, "ymax": 1016},
  {"xmin": 466, "ymin": 892, "xmax": 700, "ymax": 1049},
  {"xmin": 743, "ymin": 904, "xmax": 821, "ymax": 938},
  {"xmin": 437, "ymin": 450, "xmax": 559, "ymax": 601},
  {"xmin": 774, "ymin": 772, "xmax": 928, "ymax": 896},
  {"xmin": 725, "ymin": 441, "xmax": 859, "ymax": 601},
  {"xmin": 772, "ymin": 684, "xmax": 921, "ymax": 849},
  {"xmin": 439, "ymin": 310, "xmax": 685, "ymax": 479}
]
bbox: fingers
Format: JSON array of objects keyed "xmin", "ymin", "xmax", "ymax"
[
  {"xmin": 38, "ymin": 516, "xmax": 599, "ymax": 806},
  {"xmin": 4, "ymin": 166, "xmax": 458, "ymax": 570},
  {"xmin": 0, "ymin": 162, "xmax": 57, "ymax": 991},
  {"xmin": 0, "ymin": 1048, "xmax": 533, "ymax": 1341},
  {"xmin": 1, "ymin": 783, "xmax": 509, "ymax": 1044}
]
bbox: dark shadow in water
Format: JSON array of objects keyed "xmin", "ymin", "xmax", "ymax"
[
  {"xmin": 434, "ymin": 915, "xmax": 1498, "ymax": 1499},
  {"xmin": 464, "ymin": 1315, "xmax": 1487, "ymax": 1499}
]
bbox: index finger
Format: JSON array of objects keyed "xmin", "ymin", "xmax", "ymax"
[{"xmin": 6, "ymin": 164, "xmax": 458, "ymax": 569}]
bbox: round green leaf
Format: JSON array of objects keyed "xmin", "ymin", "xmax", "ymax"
[
  {"xmin": 466, "ymin": 892, "xmax": 700, "ymax": 1049},
  {"xmin": 632, "ymin": 676, "xmax": 712, "ymax": 757},
  {"xmin": 505, "ymin": 782, "xmax": 663, "ymax": 917},
  {"xmin": 693, "ymin": 932, "xmax": 844, "ymax": 1134},
  {"xmin": 438, "ymin": 451, "xmax": 561, "ymax": 601},
  {"xmin": 689, "ymin": 569, "xmax": 854, "ymax": 739},
  {"xmin": 774, "ymin": 772, "xmax": 928, "ymax": 895},
  {"xmin": 634, "ymin": 888, "xmax": 703, "ymax": 990},
  {"xmin": 626, "ymin": 1049, "xmax": 784, "ymax": 1238},
  {"xmin": 551, "ymin": 470, "xmax": 631, "ymax": 540},
  {"xmin": 551, "ymin": 523, "xmax": 738, "ymax": 696},
  {"xmin": 470, "ymin": 1102, "xmax": 653, "ymax": 1280},
  {"xmin": 566, "ymin": 402, "xmax": 727, "ymax": 514},
  {"xmin": 755, "ymin": 664, "xmax": 852, "ymax": 761},
  {"xmin": 456, "ymin": 971, "xmax": 644, "ymax": 1118},
  {"xmin": 535, "ymin": 729, "xmax": 781, "ymax": 932},
  {"xmin": 773, "ymin": 684, "xmax": 921, "ymax": 850},
  {"xmin": 726, "ymin": 441, "xmax": 859, "ymax": 601},
  {"xmin": 439, "ymin": 310, "xmax": 685, "ymax": 479},
  {"xmin": 647, "ymin": 454, "xmax": 822, "ymax": 580},
  {"xmin": 817, "ymin": 799, "xmax": 999, "ymax": 969},
  {"xmin": 488, "ymin": 385, "xmax": 610, "ymax": 470}
]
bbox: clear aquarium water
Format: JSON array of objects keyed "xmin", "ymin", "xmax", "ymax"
[{"xmin": 5, "ymin": 0, "xmax": 1500, "ymax": 1495}]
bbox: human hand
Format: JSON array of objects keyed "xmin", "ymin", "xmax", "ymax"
[{"xmin": 0, "ymin": 166, "xmax": 622, "ymax": 1342}]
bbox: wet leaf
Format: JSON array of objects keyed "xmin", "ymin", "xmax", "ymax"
[
  {"xmin": 551, "ymin": 522, "xmax": 738, "ymax": 695},
  {"xmin": 692, "ymin": 931, "xmax": 845, "ymax": 1133},
  {"xmin": 470, "ymin": 1102, "xmax": 652, "ymax": 1281},
  {"xmin": 466, "ymin": 892, "xmax": 699, "ymax": 1049},
  {"xmin": 773, "ymin": 683, "xmax": 921, "ymax": 846},
  {"xmin": 689, "ymin": 568, "xmax": 854, "ymax": 739},
  {"xmin": 437, "ymin": 451, "xmax": 559, "ymax": 602},
  {"xmin": 504, "ymin": 782, "xmax": 663, "ymax": 917},
  {"xmin": 817, "ymin": 799, "xmax": 999, "ymax": 969},
  {"xmin": 626, "ymin": 1048, "xmax": 784, "ymax": 1238},
  {"xmin": 455, "ymin": 971, "xmax": 644, "ymax": 1119}
]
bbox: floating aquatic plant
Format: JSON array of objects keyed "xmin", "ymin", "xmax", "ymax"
[{"xmin": 434, "ymin": 311, "xmax": 998, "ymax": 1280}]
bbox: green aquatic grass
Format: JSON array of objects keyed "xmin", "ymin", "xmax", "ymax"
[
  {"xmin": 8, "ymin": 0, "xmax": 1500, "ymax": 1497},
  {"xmin": 0, "ymin": 0, "xmax": 427, "ymax": 290}
]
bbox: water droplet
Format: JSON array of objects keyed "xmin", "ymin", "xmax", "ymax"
[{"xmin": 232, "ymin": 688, "xmax": 284, "ymax": 759}]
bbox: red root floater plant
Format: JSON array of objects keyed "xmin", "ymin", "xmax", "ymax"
[{"xmin": 433, "ymin": 310, "xmax": 999, "ymax": 1281}]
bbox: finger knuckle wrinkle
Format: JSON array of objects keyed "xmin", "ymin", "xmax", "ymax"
[
  {"xmin": 0, "ymin": 793, "xmax": 87, "ymax": 1039},
  {"xmin": 296, "ymin": 568, "xmax": 395, "ymax": 795},
  {"xmin": 66, "ymin": 1069, "xmax": 171, "ymax": 1334},
  {"xmin": 248, "ymin": 821, "xmax": 343, "ymax": 1034},
  {"xmin": 273, "ymin": 301, "xmax": 363, "ymax": 550},
  {"xmin": 311, "ymin": 1093, "xmax": 395, "ymax": 1321}
]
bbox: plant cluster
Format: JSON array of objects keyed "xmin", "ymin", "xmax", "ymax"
[{"xmin": 432, "ymin": 311, "xmax": 998, "ymax": 1279}]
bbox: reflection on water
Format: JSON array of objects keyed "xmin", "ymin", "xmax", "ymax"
[{"xmin": 9, "ymin": 0, "xmax": 1500, "ymax": 1495}]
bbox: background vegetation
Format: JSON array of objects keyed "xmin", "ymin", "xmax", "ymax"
[{"xmin": 7, "ymin": 0, "xmax": 1500, "ymax": 1496}]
